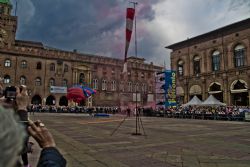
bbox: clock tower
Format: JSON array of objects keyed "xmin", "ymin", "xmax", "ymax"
[{"xmin": 0, "ymin": 0, "xmax": 17, "ymax": 48}]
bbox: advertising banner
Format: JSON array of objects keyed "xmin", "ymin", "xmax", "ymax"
[
  {"xmin": 164, "ymin": 70, "xmax": 177, "ymax": 107},
  {"xmin": 50, "ymin": 86, "xmax": 67, "ymax": 94}
]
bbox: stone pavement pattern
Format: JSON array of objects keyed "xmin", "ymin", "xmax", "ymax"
[{"xmin": 28, "ymin": 113, "xmax": 250, "ymax": 167}]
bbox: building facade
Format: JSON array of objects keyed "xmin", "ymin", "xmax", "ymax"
[
  {"xmin": 0, "ymin": 1, "xmax": 162, "ymax": 107},
  {"xmin": 167, "ymin": 18, "xmax": 250, "ymax": 106}
]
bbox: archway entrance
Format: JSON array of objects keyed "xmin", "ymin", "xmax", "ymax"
[
  {"xmin": 208, "ymin": 82, "xmax": 223, "ymax": 102},
  {"xmin": 59, "ymin": 96, "xmax": 68, "ymax": 106},
  {"xmin": 231, "ymin": 80, "xmax": 249, "ymax": 106},
  {"xmin": 189, "ymin": 85, "xmax": 202, "ymax": 101},
  {"xmin": 31, "ymin": 95, "xmax": 42, "ymax": 105},
  {"xmin": 46, "ymin": 95, "xmax": 56, "ymax": 105}
]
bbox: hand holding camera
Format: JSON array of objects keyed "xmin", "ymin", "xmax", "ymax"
[
  {"xmin": 0, "ymin": 85, "xmax": 29, "ymax": 110},
  {"xmin": 15, "ymin": 85, "xmax": 29, "ymax": 111}
]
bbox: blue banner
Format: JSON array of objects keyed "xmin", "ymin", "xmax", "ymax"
[{"xmin": 164, "ymin": 70, "xmax": 177, "ymax": 107}]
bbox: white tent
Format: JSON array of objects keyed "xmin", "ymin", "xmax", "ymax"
[
  {"xmin": 183, "ymin": 96, "xmax": 202, "ymax": 107},
  {"xmin": 201, "ymin": 95, "xmax": 226, "ymax": 106}
]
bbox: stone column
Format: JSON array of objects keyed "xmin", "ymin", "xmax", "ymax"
[
  {"xmin": 184, "ymin": 79, "xmax": 189, "ymax": 103},
  {"xmin": 201, "ymin": 77, "xmax": 206, "ymax": 101},
  {"xmin": 72, "ymin": 69, "xmax": 77, "ymax": 85},
  {"xmin": 222, "ymin": 74, "xmax": 229, "ymax": 105}
]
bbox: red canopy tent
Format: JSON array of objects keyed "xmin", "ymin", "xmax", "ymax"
[{"xmin": 67, "ymin": 87, "xmax": 86, "ymax": 103}]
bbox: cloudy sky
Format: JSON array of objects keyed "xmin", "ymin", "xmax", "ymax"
[{"xmin": 10, "ymin": 0, "xmax": 250, "ymax": 68}]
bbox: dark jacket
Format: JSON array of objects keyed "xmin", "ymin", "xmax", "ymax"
[{"xmin": 37, "ymin": 147, "xmax": 66, "ymax": 167}]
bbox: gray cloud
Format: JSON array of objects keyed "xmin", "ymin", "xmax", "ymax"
[{"xmin": 10, "ymin": 0, "xmax": 250, "ymax": 68}]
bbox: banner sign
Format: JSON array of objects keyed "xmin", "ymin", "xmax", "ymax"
[
  {"xmin": 50, "ymin": 86, "xmax": 67, "ymax": 94},
  {"xmin": 164, "ymin": 70, "xmax": 177, "ymax": 107},
  {"xmin": 155, "ymin": 72, "xmax": 165, "ymax": 106}
]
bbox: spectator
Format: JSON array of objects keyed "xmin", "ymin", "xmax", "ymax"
[
  {"xmin": 0, "ymin": 84, "xmax": 66, "ymax": 167},
  {"xmin": 28, "ymin": 119, "xmax": 67, "ymax": 167},
  {"xmin": 0, "ymin": 106, "xmax": 26, "ymax": 167}
]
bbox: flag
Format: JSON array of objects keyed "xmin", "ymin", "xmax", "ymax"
[{"xmin": 123, "ymin": 7, "xmax": 135, "ymax": 73}]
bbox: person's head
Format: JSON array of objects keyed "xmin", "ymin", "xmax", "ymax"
[{"xmin": 0, "ymin": 106, "xmax": 26, "ymax": 167}]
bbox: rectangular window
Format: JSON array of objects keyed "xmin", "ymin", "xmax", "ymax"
[
  {"xmin": 212, "ymin": 55, "xmax": 220, "ymax": 71},
  {"xmin": 93, "ymin": 79, "xmax": 98, "ymax": 89},
  {"xmin": 234, "ymin": 50, "xmax": 245, "ymax": 67},
  {"xmin": 111, "ymin": 81, "xmax": 116, "ymax": 91},
  {"xmin": 102, "ymin": 80, "xmax": 107, "ymax": 90},
  {"xmin": 128, "ymin": 82, "xmax": 132, "ymax": 92},
  {"xmin": 193, "ymin": 60, "xmax": 200, "ymax": 74},
  {"xmin": 178, "ymin": 65, "xmax": 183, "ymax": 76}
]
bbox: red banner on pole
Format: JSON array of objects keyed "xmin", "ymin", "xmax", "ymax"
[{"xmin": 123, "ymin": 8, "xmax": 135, "ymax": 73}]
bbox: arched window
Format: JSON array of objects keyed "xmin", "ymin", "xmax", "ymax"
[
  {"xmin": 135, "ymin": 83, "xmax": 139, "ymax": 92},
  {"xmin": 20, "ymin": 76, "xmax": 26, "ymax": 85},
  {"xmin": 93, "ymin": 79, "xmax": 98, "ymax": 89},
  {"xmin": 36, "ymin": 62, "xmax": 42, "ymax": 70},
  {"xmin": 102, "ymin": 79, "xmax": 107, "ymax": 90},
  {"xmin": 143, "ymin": 84, "xmax": 147, "ymax": 93},
  {"xmin": 142, "ymin": 83, "xmax": 145, "ymax": 93},
  {"xmin": 62, "ymin": 79, "xmax": 68, "ymax": 87},
  {"xmin": 111, "ymin": 68, "xmax": 115, "ymax": 75},
  {"xmin": 4, "ymin": 59, "xmax": 11, "ymax": 67},
  {"xmin": 49, "ymin": 78, "xmax": 55, "ymax": 86},
  {"xmin": 3, "ymin": 75, "xmax": 10, "ymax": 84},
  {"xmin": 35, "ymin": 77, "xmax": 41, "ymax": 86},
  {"xmin": 148, "ymin": 85, "xmax": 152, "ymax": 92},
  {"xmin": 177, "ymin": 60, "xmax": 184, "ymax": 76},
  {"xmin": 50, "ymin": 63, "xmax": 55, "ymax": 71},
  {"xmin": 234, "ymin": 44, "xmax": 245, "ymax": 67},
  {"xmin": 111, "ymin": 80, "xmax": 116, "ymax": 91},
  {"xmin": 212, "ymin": 50, "xmax": 220, "ymax": 71},
  {"xmin": 193, "ymin": 56, "xmax": 200, "ymax": 75},
  {"xmin": 141, "ymin": 73, "xmax": 145, "ymax": 78},
  {"xmin": 64, "ymin": 64, "xmax": 68, "ymax": 72},
  {"xmin": 21, "ymin": 60, "xmax": 27, "ymax": 68}
]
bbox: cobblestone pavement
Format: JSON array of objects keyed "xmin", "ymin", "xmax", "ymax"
[{"xmin": 28, "ymin": 113, "xmax": 250, "ymax": 167}]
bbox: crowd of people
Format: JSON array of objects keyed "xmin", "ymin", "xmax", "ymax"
[
  {"xmin": 28, "ymin": 105, "xmax": 121, "ymax": 114},
  {"xmin": 28, "ymin": 103, "xmax": 250, "ymax": 122},
  {"xmin": 153, "ymin": 105, "xmax": 249, "ymax": 121}
]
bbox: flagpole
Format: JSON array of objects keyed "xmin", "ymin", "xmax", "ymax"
[
  {"xmin": 130, "ymin": 1, "xmax": 140, "ymax": 135},
  {"xmin": 15, "ymin": 0, "xmax": 18, "ymax": 16}
]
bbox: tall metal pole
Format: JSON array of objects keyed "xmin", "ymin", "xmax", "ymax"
[
  {"xmin": 130, "ymin": 1, "xmax": 140, "ymax": 135},
  {"xmin": 15, "ymin": 0, "xmax": 18, "ymax": 16}
]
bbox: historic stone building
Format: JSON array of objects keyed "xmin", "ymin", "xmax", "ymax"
[
  {"xmin": 0, "ymin": 1, "xmax": 162, "ymax": 107},
  {"xmin": 166, "ymin": 18, "xmax": 250, "ymax": 106}
]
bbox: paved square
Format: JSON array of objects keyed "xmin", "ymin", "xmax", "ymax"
[{"xmin": 30, "ymin": 113, "xmax": 250, "ymax": 167}]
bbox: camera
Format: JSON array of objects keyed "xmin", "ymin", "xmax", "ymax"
[{"xmin": 4, "ymin": 86, "xmax": 17, "ymax": 100}]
